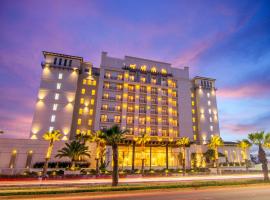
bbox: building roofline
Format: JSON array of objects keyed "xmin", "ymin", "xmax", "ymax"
[
  {"xmin": 125, "ymin": 55, "xmax": 171, "ymax": 65},
  {"xmin": 192, "ymin": 76, "xmax": 216, "ymax": 81},
  {"xmin": 42, "ymin": 51, "xmax": 84, "ymax": 62}
]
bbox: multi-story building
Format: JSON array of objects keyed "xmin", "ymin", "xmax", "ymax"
[{"xmin": 0, "ymin": 51, "xmax": 249, "ymax": 173}]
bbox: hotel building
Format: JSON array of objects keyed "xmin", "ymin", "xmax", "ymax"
[{"xmin": 0, "ymin": 51, "xmax": 248, "ymax": 173}]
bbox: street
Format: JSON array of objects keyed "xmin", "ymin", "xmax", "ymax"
[{"xmin": 3, "ymin": 184, "xmax": 270, "ymax": 200}]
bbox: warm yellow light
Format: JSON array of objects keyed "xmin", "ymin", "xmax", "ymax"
[
  {"xmin": 124, "ymin": 83, "xmax": 128, "ymax": 88},
  {"xmin": 151, "ymin": 67, "xmax": 157, "ymax": 73},
  {"xmin": 130, "ymin": 64, "xmax": 136, "ymax": 69},
  {"xmin": 161, "ymin": 68, "xmax": 167, "ymax": 74},
  {"xmin": 77, "ymin": 118, "xmax": 82, "ymax": 125},
  {"xmin": 136, "ymin": 85, "xmax": 140, "ymax": 89},
  {"xmin": 124, "ymin": 73, "xmax": 129, "ymax": 78},
  {"xmin": 62, "ymin": 136, "xmax": 68, "ymax": 141},
  {"xmin": 141, "ymin": 65, "xmax": 147, "ymax": 71},
  {"xmin": 30, "ymin": 135, "xmax": 37, "ymax": 140},
  {"xmin": 147, "ymin": 86, "xmax": 151, "ymax": 91},
  {"xmin": 81, "ymin": 88, "xmax": 85, "ymax": 94}
]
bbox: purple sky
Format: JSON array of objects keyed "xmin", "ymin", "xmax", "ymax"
[{"xmin": 0, "ymin": 0, "xmax": 270, "ymax": 141}]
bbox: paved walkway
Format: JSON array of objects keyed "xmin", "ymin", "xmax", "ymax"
[{"xmin": 0, "ymin": 174, "xmax": 263, "ymax": 187}]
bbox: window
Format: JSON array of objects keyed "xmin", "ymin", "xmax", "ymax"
[
  {"xmin": 56, "ymin": 83, "xmax": 61, "ymax": 90},
  {"xmin": 208, "ymin": 109, "xmax": 212, "ymax": 114},
  {"xmin": 91, "ymin": 90, "xmax": 96, "ymax": 95},
  {"xmin": 89, "ymin": 109, "xmax": 93, "ymax": 115},
  {"xmin": 102, "ymin": 104, "xmax": 108, "ymax": 110},
  {"xmin": 79, "ymin": 108, "xmax": 83, "ymax": 115},
  {"xmin": 141, "ymin": 65, "xmax": 147, "ymax": 71},
  {"xmin": 83, "ymin": 79, "xmax": 86, "ymax": 85},
  {"xmin": 207, "ymin": 92, "xmax": 210, "ymax": 98},
  {"xmin": 58, "ymin": 73, "xmax": 63, "ymax": 79},
  {"xmin": 53, "ymin": 104, "xmax": 58, "ymax": 111},
  {"xmin": 9, "ymin": 150, "xmax": 17, "ymax": 169},
  {"xmin": 151, "ymin": 67, "xmax": 157, "ymax": 73},
  {"xmin": 193, "ymin": 126, "xmax": 196, "ymax": 131},
  {"xmin": 54, "ymin": 93, "xmax": 59, "ymax": 100},
  {"xmin": 88, "ymin": 119, "xmax": 92, "ymax": 126},
  {"xmin": 54, "ymin": 57, "xmax": 57, "ymax": 65},
  {"xmin": 77, "ymin": 118, "xmax": 82, "ymax": 125},
  {"xmin": 192, "ymin": 109, "xmax": 195, "ymax": 114},
  {"xmin": 49, "ymin": 126, "xmax": 54, "ymax": 132},
  {"xmin": 80, "ymin": 98, "xmax": 84, "ymax": 104},
  {"xmin": 59, "ymin": 58, "xmax": 62, "ymax": 65},
  {"xmin": 69, "ymin": 60, "xmax": 72, "ymax": 66},
  {"xmin": 210, "ymin": 125, "xmax": 213, "ymax": 131},
  {"xmin": 81, "ymin": 88, "xmax": 85, "ymax": 94},
  {"xmin": 114, "ymin": 115, "xmax": 121, "ymax": 123},
  {"xmin": 51, "ymin": 115, "xmax": 56, "ymax": 122},
  {"xmin": 101, "ymin": 115, "xmax": 107, "ymax": 122},
  {"xmin": 141, "ymin": 77, "xmax": 146, "ymax": 83},
  {"xmin": 127, "ymin": 116, "xmax": 133, "ymax": 124},
  {"xmin": 90, "ymin": 99, "xmax": 95, "ymax": 105},
  {"xmin": 208, "ymin": 100, "xmax": 211, "ymax": 106},
  {"xmin": 192, "ymin": 117, "xmax": 196, "ymax": 123},
  {"xmin": 191, "ymin": 101, "xmax": 195, "ymax": 106},
  {"xmin": 210, "ymin": 117, "xmax": 213, "ymax": 122},
  {"xmin": 161, "ymin": 68, "xmax": 167, "ymax": 74},
  {"xmin": 64, "ymin": 59, "xmax": 67, "ymax": 66},
  {"xmin": 129, "ymin": 64, "xmax": 136, "ymax": 69},
  {"xmin": 116, "ymin": 94, "xmax": 122, "ymax": 101},
  {"xmin": 25, "ymin": 150, "xmax": 33, "ymax": 168}
]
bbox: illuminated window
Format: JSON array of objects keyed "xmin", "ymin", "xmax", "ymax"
[
  {"xmin": 193, "ymin": 126, "xmax": 196, "ymax": 131},
  {"xmin": 77, "ymin": 118, "xmax": 82, "ymax": 125},
  {"xmin": 87, "ymin": 130, "xmax": 91, "ymax": 135},
  {"xmin": 117, "ymin": 74, "xmax": 123, "ymax": 80},
  {"xmin": 90, "ymin": 99, "xmax": 95, "ymax": 105},
  {"xmin": 56, "ymin": 83, "xmax": 61, "ymax": 90},
  {"xmin": 52, "ymin": 104, "xmax": 58, "ymax": 111},
  {"xmin": 151, "ymin": 78, "xmax": 156, "ymax": 84},
  {"xmin": 102, "ymin": 104, "xmax": 108, "ymax": 110},
  {"xmin": 191, "ymin": 101, "xmax": 195, "ymax": 106},
  {"xmin": 127, "ymin": 116, "xmax": 133, "ymax": 124},
  {"xmin": 80, "ymin": 98, "xmax": 84, "ymax": 104},
  {"xmin": 101, "ymin": 115, "xmax": 107, "ymax": 122},
  {"xmin": 208, "ymin": 100, "xmax": 211, "ymax": 106},
  {"xmin": 92, "ymin": 80, "xmax": 96, "ymax": 86},
  {"xmin": 54, "ymin": 93, "xmax": 59, "ymax": 100},
  {"xmin": 161, "ymin": 68, "xmax": 167, "ymax": 74},
  {"xmin": 129, "ymin": 75, "xmax": 135, "ymax": 81},
  {"xmin": 76, "ymin": 129, "xmax": 80, "ymax": 134},
  {"xmin": 105, "ymin": 72, "xmax": 111, "ymax": 79},
  {"xmin": 210, "ymin": 125, "xmax": 213, "ymax": 131},
  {"xmin": 208, "ymin": 109, "xmax": 212, "ymax": 114},
  {"xmin": 92, "ymin": 90, "xmax": 96, "ymax": 95},
  {"xmin": 25, "ymin": 150, "xmax": 33, "ymax": 168},
  {"xmin": 210, "ymin": 117, "xmax": 213, "ymax": 122},
  {"xmin": 51, "ymin": 115, "xmax": 56, "ymax": 122},
  {"xmin": 114, "ymin": 115, "xmax": 121, "ymax": 123},
  {"xmin": 58, "ymin": 73, "xmax": 63, "ymax": 79},
  {"xmin": 115, "ymin": 105, "xmax": 121, "ymax": 111},
  {"xmin": 191, "ymin": 93, "xmax": 194, "ymax": 98},
  {"xmin": 88, "ymin": 119, "xmax": 92, "ymax": 126},
  {"xmin": 83, "ymin": 79, "xmax": 87, "ymax": 85},
  {"xmin": 81, "ymin": 88, "xmax": 85, "ymax": 94},
  {"xmin": 89, "ymin": 109, "xmax": 93, "ymax": 115},
  {"xmin": 79, "ymin": 108, "xmax": 83, "ymax": 115},
  {"xmin": 116, "ymin": 94, "xmax": 122, "ymax": 101},
  {"xmin": 192, "ymin": 117, "xmax": 196, "ymax": 123},
  {"xmin": 141, "ymin": 65, "xmax": 147, "ymax": 71},
  {"xmin": 103, "ymin": 93, "xmax": 109, "ymax": 99},
  {"xmin": 207, "ymin": 92, "xmax": 210, "ymax": 98},
  {"xmin": 49, "ymin": 126, "xmax": 54, "ymax": 132},
  {"xmin": 130, "ymin": 64, "xmax": 136, "ymax": 69},
  {"xmin": 151, "ymin": 67, "xmax": 157, "ymax": 73},
  {"xmin": 9, "ymin": 150, "xmax": 17, "ymax": 169},
  {"xmin": 141, "ymin": 77, "xmax": 146, "ymax": 83}
]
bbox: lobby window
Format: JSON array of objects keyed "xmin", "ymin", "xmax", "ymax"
[
  {"xmin": 64, "ymin": 59, "xmax": 67, "ymax": 66},
  {"xmin": 80, "ymin": 98, "xmax": 84, "ymax": 104},
  {"xmin": 25, "ymin": 150, "xmax": 33, "ymax": 168},
  {"xmin": 81, "ymin": 88, "xmax": 85, "ymax": 94},
  {"xmin": 54, "ymin": 57, "xmax": 57, "ymax": 65},
  {"xmin": 49, "ymin": 126, "xmax": 54, "ymax": 132},
  {"xmin": 52, "ymin": 104, "xmax": 58, "ymax": 111},
  {"xmin": 91, "ymin": 90, "xmax": 96, "ymax": 95},
  {"xmin": 51, "ymin": 115, "xmax": 56, "ymax": 122},
  {"xmin": 101, "ymin": 115, "xmax": 107, "ymax": 122},
  {"xmin": 56, "ymin": 83, "xmax": 61, "ymax": 90},
  {"xmin": 69, "ymin": 60, "xmax": 72, "ymax": 66},
  {"xmin": 58, "ymin": 58, "xmax": 62, "ymax": 65},
  {"xmin": 77, "ymin": 118, "xmax": 82, "ymax": 125},
  {"xmin": 114, "ymin": 115, "xmax": 121, "ymax": 123},
  {"xmin": 54, "ymin": 93, "xmax": 59, "ymax": 100},
  {"xmin": 9, "ymin": 150, "xmax": 17, "ymax": 169}
]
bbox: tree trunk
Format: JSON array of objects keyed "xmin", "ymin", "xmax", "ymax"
[
  {"xmin": 96, "ymin": 158, "xmax": 100, "ymax": 175},
  {"xmin": 71, "ymin": 160, "xmax": 76, "ymax": 170},
  {"xmin": 112, "ymin": 144, "xmax": 119, "ymax": 186},
  {"xmin": 131, "ymin": 142, "xmax": 135, "ymax": 173},
  {"xmin": 142, "ymin": 159, "xmax": 145, "ymax": 175},
  {"xmin": 166, "ymin": 144, "xmax": 169, "ymax": 170},
  {"xmin": 42, "ymin": 157, "xmax": 49, "ymax": 177},
  {"xmin": 258, "ymin": 145, "xmax": 269, "ymax": 181},
  {"xmin": 182, "ymin": 147, "xmax": 186, "ymax": 176}
]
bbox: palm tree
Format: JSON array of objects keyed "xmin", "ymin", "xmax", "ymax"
[
  {"xmin": 237, "ymin": 139, "xmax": 252, "ymax": 172},
  {"xmin": 42, "ymin": 130, "xmax": 62, "ymax": 177},
  {"xmin": 248, "ymin": 131, "xmax": 270, "ymax": 181},
  {"xmin": 136, "ymin": 133, "xmax": 151, "ymax": 175},
  {"xmin": 101, "ymin": 125, "xmax": 129, "ymax": 186},
  {"xmin": 56, "ymin": 140, "xmax": 91, "ymax": 170},
  {"xmin": 176, "ymin": 137, "xmax": 190, "ymax": 176},
  {"xmin": 88, "ymin": 130, "xmax": 106, "ymax": 175},
  {"xmin": 208, "ymin": 135, "xmax": 223, "ymax": 174}
]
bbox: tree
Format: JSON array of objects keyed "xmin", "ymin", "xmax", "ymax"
[
  {"xmin": 176, "ymin": 137, "xmax": 190, "ymax": 176},
  {"xmin": 101, "ymin": 125, "xmax": 129, "ymax": 186},
  {"xmin": 248, "ymin": 131, "xmax": 270, "ymax": 181},
  {"xmin": 208, "ymin": 135, "xmax": 223, "ymax": 174},
  {"xmin": 237, "ymin": 139, "xmax": 252, "ymax": 171},
  {"xmin": 136, "ymin": 133, "xmax": 151, "ymax": 175},
  {"xmin": 42, "ymin": 130, "xmax": 62, "ymax": 177},
  {"xmin": 56, "ymin": 140, "xmax": 91, "ymax": 170}
]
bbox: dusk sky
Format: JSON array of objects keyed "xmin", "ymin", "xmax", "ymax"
[{"xmin": 0, "ymin": 0, "xmax": 269, "ymax": 141}]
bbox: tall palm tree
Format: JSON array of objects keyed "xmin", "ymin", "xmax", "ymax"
[
  {"xmin": 208, "ymin": 135, "xmax": 223, "ymax": 174},
  {"xmin": 56, "ymin": 140, "xmax": 91, "ymax": 170},
  {"xmin": 42, "ymin": 130, "xmax": 62, "ymax": 177},
  {"xmin": 176, "ymin": 137, "xmax": 190, "ymax": 176},
  {"xmin": 237, "ymin": 139, "xmax": 252, "ymax": 172},
  {"xmin": 101, "ymin": 125, "xmax": 129, "ymax": 186},
  {"xmin": 136, "ymin": 133, "xmax": 151, "ymax": 175},
  {"xmin": 248, "ymin": 131, "xmax": 270, "ymax": 181},
  {"xmin": 88, "ymin": 130, "xmax": 106, "ymax": 175}
]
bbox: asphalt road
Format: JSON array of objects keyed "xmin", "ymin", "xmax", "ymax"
[{"xmin": 4, "ymin": 184, "xmax": 270, "ymax": 200}]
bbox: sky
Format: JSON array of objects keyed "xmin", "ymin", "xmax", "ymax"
[{"xmin": 0, "ymin": 0, "xmax": 270, "ymax": 141}]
